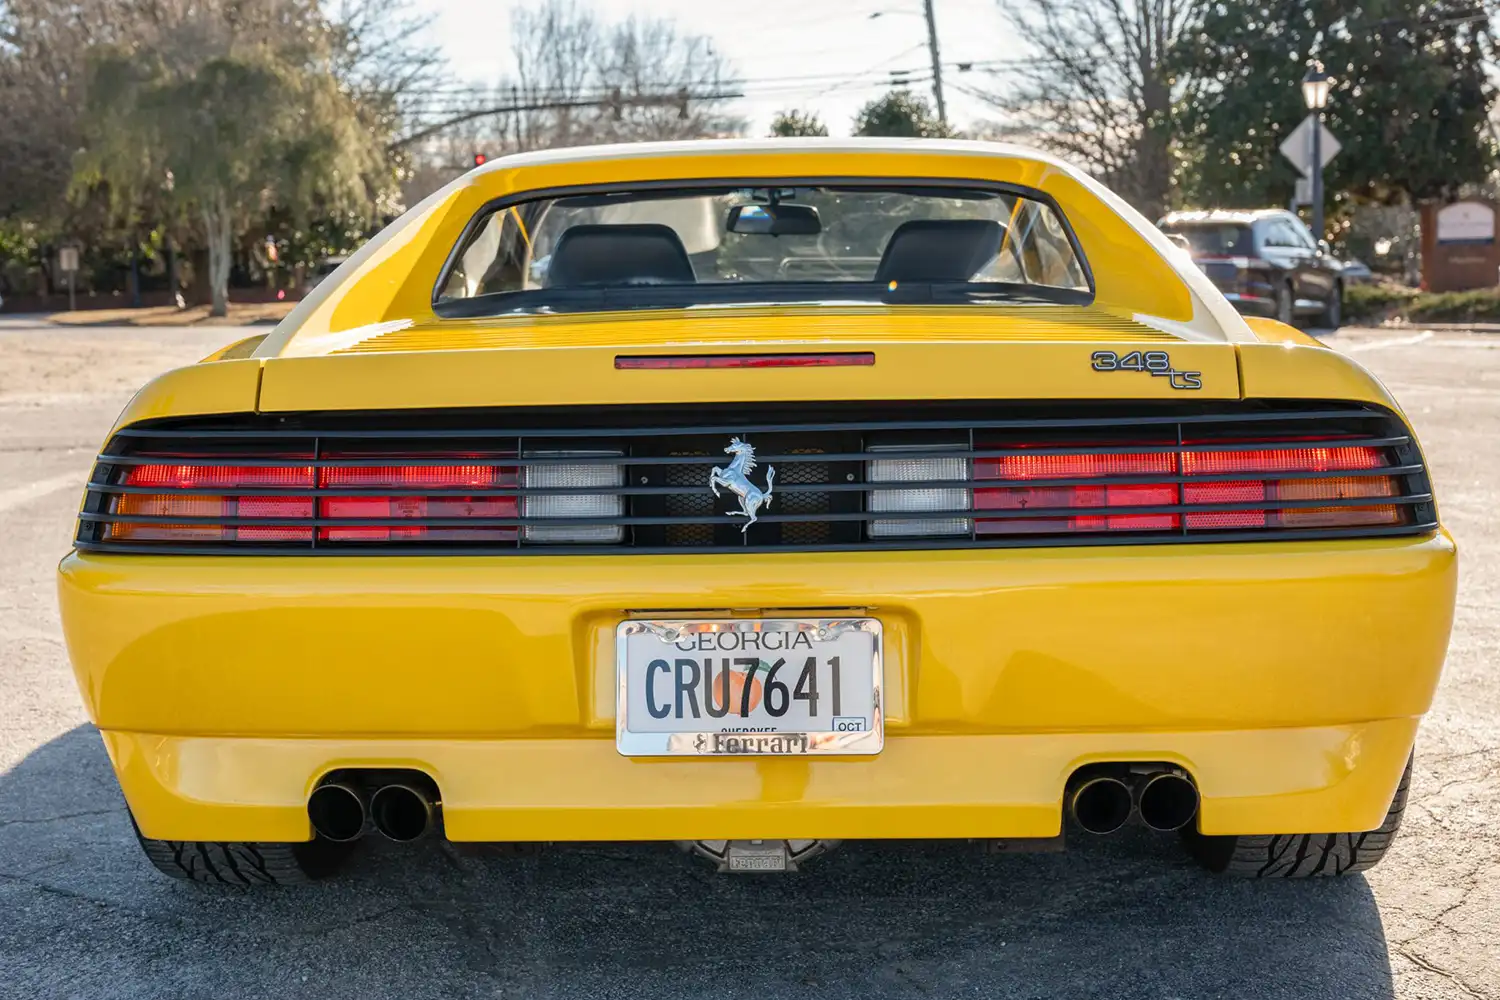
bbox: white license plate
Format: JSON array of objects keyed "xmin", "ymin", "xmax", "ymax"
[{"xmin": 616, "ymin": 618, "xmax": 883, "ymax": 756}]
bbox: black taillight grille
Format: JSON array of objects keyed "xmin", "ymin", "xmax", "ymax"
[{"xmin": 75, "ymin": 402, "xmax": 1438, "ymax": 554}]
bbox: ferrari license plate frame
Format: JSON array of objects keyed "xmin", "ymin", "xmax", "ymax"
[{"xmin": 615, "ymin": 617, "xmax": 883, "ymax": 756}]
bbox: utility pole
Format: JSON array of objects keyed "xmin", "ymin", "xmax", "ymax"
[
  {"xmin": 1299, "ymin": 62, "xmax": 1333, "ymax": 245},
  {"xmin": 923, "ymin": 0, "xmax": 946, "ymax": 127},
  {"xmin": 1310, "ymin": 111, "xmax": 1323, "ymax": 243}
]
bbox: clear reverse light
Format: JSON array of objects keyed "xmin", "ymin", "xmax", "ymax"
[
  {"xmin": 867, "ymin": 449, "xmax": 971, "ymax": 538},
  {"xmin": 521, "ymin": 452, "xmax": 624, "ymax": 543}
]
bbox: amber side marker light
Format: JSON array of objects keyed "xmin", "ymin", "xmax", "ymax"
[{"xmin": 615, "ymin": 352, "xmax": 876, "ymax": 370}]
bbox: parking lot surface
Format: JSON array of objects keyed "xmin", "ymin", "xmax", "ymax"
[{"xmin": 0, "ymin": 321, "xmax": 1495, "ymax": 999}]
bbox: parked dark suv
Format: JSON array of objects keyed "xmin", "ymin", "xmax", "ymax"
[{"xmin": 1159, "ymin": 210, "xmax": 1343, "ymax": 328}]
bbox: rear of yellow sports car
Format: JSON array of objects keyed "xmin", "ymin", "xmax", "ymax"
[{"xmin": 57, "ymin": 141, "xmax": 1456, "ymax": 884}]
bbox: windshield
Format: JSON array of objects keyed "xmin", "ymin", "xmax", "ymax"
[
  {"xmin": 1160, "ymin": 222, "xmax": 1254, "ymax": 256},
  {"xmin": 435, "ymin": 182, "xmax": 1090, "ymax": 315}
]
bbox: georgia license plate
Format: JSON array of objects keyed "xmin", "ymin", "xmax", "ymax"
[{"xmin": 615, "ymin": 618, "xmax": 883, "ymax": 756}]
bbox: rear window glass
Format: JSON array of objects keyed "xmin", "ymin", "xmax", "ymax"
[
  {"xmin": 435, "ymin": 182, "xmax": 1091, "ymax": 315},
  {"xmin": 1160, "ymin": 223, "xmax": 1254, "ymax": 256}
]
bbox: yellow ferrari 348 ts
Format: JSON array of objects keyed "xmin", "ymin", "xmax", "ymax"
[{"xmin": 58, "ymin": 139, "xmax": 1456, "ymax": 885}]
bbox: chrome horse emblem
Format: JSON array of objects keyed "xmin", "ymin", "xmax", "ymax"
[{"xmin": 709, "ymin": 437, "xmax": 775, "ymax": 533}]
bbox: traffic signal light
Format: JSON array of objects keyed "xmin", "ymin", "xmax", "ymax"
[{"xmin": 472, "ymin": 152, "xmax": 488, "ymax": 167}]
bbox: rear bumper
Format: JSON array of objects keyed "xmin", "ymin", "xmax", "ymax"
[
  {"xmin": 1222, "ymin": 292, "xmax": 1277, "ymax": 317},
  {"xmin": 59, "ymin": 533, "xmax": 1457, "ymax": 841},
  {"xmin": 103, "ymin": 719, "xmax": 1419, "ymax": 842}
]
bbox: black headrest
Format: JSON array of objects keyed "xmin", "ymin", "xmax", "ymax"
[
  {"xmin": 874, "ymin": 219, "xmax": 1005, "ymax": 285},
  {"xmin": 546, "ymin": 224, "xmax": 696, "ymax": 287}
]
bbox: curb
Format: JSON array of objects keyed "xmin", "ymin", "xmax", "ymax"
[{"xmin": 1376, "ymin": 323, "xmax": 1500, "ymax": 334}]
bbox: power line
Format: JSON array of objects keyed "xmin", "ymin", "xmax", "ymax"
[
  {"xmin": 816, "ymin": 42, "xmax": 928, "ymax": 97},
  {"xmin": 391, "ymin": 88, "xmax": 743, "ymax": 148}
]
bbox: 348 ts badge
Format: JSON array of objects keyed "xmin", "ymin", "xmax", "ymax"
[{"xmin": 1091, "ymin": 350, "xmax": 1202, "ymax": 390}]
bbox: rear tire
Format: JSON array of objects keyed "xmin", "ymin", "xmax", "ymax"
[
  {"xmin": 1275, "ymin": 282, "xmax": 1295, "ymax": 326},
  {"xmin": 131, "ymin": 816, "xmax": 355, "ymax": 886},
  {"xmin": 1182, "ymin": 754, "xmax": 1411, "ymax": 878},
  {"xmin": 1319, "ymin": 281, "xmax": 1343, "ymax": 329}
]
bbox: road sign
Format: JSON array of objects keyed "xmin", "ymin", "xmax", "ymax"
[
  {"xmin": 58, "ymin": 246, "xmax": 79, "ymax": 273},
  {"xmin": 1279, "ymin": 114, "xmax": 1340, "ymax": 176},
  {"xmin": 1293, "ymin": 178, "xmax": 1312, "ymax": 207}
]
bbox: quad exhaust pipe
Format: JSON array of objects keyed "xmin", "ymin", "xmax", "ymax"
[
  {"xmin": 308, "ymin": 781, "xmax": 368, "ymax": 843},
  {"xmin": 1066, "ymin": 767, "xmax": 1200, "ymax": 834},
  {"xmin": 1137, "ymin": 772, "xmax": 1199, "ymax": 832},
  {"xmin": 308, "ymin": 778, "xmax": 436, "ymax": 843},
  {"xmin": 1068, "ymin": 775, "xmax": 1134, "ymax": 835},
  {"xmin": 370, "ymin": 783, "xmax": 434, "ymax": 842}
]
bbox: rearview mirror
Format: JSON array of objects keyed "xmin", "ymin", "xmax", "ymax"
[{"xmin": 727, "ymin": 203, "xmax": 821, "ymax": 236}]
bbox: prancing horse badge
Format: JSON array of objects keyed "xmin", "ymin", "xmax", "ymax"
[{"xmin": 708, "ymin": 437, "xmax": 775, "ymax": 533}]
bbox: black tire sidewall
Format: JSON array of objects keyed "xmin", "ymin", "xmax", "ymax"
[
  {"xmin": 1276, "ymin": 283, "xmax": 1294, "ymax": 325},
  {"xmin": 1324, "ymin": 282, "xmax": 1343, "ymax": 328}
]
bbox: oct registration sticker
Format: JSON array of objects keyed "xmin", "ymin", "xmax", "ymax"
[{"xmin": 615, "ymin": 618, "xmax": 883, "ymax": 756}]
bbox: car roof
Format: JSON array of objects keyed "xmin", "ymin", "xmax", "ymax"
[
  {"xmin": 1160, "ymin": 209, "xmax": 1291, "ymax": 226},
  {"xmin": 466, "ymin": 136, "xmax": 1083, "ymax": 176}
]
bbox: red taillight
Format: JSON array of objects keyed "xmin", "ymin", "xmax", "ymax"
[
  {"xmin": 112, "ymin": 462, "xmax": 317, "ymax": 542},
  {"xmin": 1181, "ymin": 444, "xmax": 1386, "ymax": 475},
  {"xmin": 319, "ymin": 464, "xmax": 504, "ymax": 489},
  {"xmin": 976, "ymin": 450, "xmax": 1177, "ymax": 480},
  {"xmin": 318, "ymin": 461, "xmax": 518, "ymax": 541},
  {"xmin": 975, "ymin": 442, "xmax": 1181, "ymax": 535},
  {"xmin": 124, "ymin": 463, "xmax": 314, "ymax": 489},
  {"xmin": 107, "ymin": 456, "xmax": 523, "ymax": 544},
  {"xmin": 964, "ymin": 440, "xmax": 1406, "ymax": 537}
]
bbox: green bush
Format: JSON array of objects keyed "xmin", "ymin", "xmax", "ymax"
[
  {"xmin": 1339, "ymin": 282, "xmax": 1500, "ymax": 325},
  {"xmin": 1406, "ymin": 288, "xmax": 1500, "ymax": 323},
  {"xmin": 1343, "ymin": 282, "xmax": 1419, "ymax": 323}
]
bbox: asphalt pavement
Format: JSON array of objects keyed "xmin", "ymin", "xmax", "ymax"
[{"xmin": 0, "ymin": 320, "xmax": 1495, "ymax": 999}]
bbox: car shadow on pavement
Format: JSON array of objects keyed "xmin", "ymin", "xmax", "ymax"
[{"xmin": 0, "ymin": 726, "xmax": 1396, "ymax": 1000}]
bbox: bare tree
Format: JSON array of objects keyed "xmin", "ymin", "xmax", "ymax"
[
  {"xmin": 482, "ymin": 0, "xmax": 740, "ymax": 153},
  {"xmin": 977, "ymin": 0, "xmax": 1195, "ymax": 220},
  {"xmin": 327, "ymin": 0, "xmax": 444, "ymax": 109}
]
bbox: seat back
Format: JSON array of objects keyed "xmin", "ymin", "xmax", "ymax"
[
  {"xmin": 546, "ymin": 224, "xmax": 696, "ymax": 287},
  {"xmin": 874, "ymin": 219, "xmax": 1005, "ymax": 284}
]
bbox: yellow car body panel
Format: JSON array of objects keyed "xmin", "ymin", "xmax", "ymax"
[
  {"xmin": 106, "ymin": 357, "xmax": 262, "ymax": 437},
  {"xmin": 61, "ymin": 532, "xmax": 1455, "ymax": 842},
  {"xmin": 258, "ymin": 335, "xmax": 1245, "ymax": 412},
  {"xmin": 60, "ymin": 139, "xmax": 1457, "ymax": 853}
]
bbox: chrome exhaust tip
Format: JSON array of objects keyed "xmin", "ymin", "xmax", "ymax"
[
  {"xmin": 308, "ymin": 781, "xmax": 367, "ymax": 842},
  {"xmin": 1137, "ymin": 772, "xmax": 1199, "ymax": 832},
  {"xmin": 1068, "ymin": 775, "xmax": 1133, "ymax": 835},
  {"xmin": 370, "ymin": 783, "xmax": 434, "ymax": 842}
]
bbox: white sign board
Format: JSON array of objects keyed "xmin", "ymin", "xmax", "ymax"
[
  {"xmin": 1279, "ymin": 114, "xmax": 1340, "ymax": 176},
  {"xmin": 1436, "ymin": 201, "xmax": 1495, "ymax": 244},
  {"xmin": 58, "ymin": 246, "xmax": 80, "ymax": 273}
]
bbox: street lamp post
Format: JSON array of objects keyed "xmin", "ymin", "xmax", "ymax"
[{"xmin": 1301, "ymin": 61, "xmax": 1333, "ymax": 245}]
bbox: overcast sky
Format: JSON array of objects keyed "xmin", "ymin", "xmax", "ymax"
[{"xmin": 416, "ymin": 0, "xmax": 1009, "ymax": 136}]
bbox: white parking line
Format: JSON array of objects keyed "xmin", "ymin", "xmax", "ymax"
[
  {"xmin": 1344, "ymin": 331, "xmax": 1436, "ymax": 353},
  {"xmin": 0, "ymin": 472, "xmax": 86, "ymax": 515}
]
